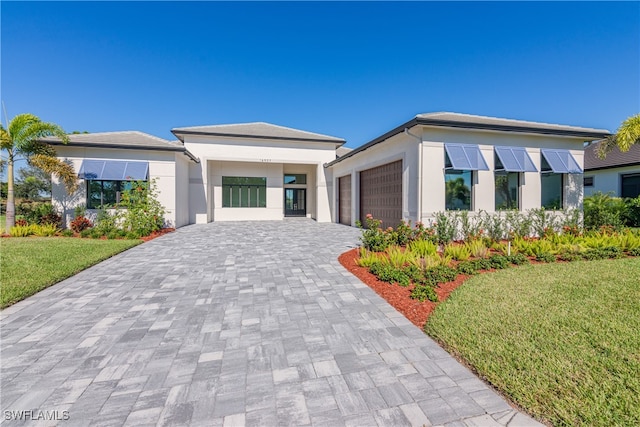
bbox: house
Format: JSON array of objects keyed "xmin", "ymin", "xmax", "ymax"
[
  {"xmin": 46, "ymin": 113, "xmax": 610, "ymax": 228},
  {"xmin": 583, "ymin": 142, "xmax": 640, "ymax": 198}
]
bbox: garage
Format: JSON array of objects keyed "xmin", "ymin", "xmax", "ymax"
[
  {"xmin": 359, "ymin": 160, "xmax": 402, "ymax": 228},
  {"xmin": 338, "ymin": 175, "xmax": 352, "ymax": 225}
]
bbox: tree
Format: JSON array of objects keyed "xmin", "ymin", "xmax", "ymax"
[
  {"xmin": 0, "ymin": 113, "xmax": 78, "ymax": 230},
  {"xmin": 15, "ymin": 165, "xmax": 51, "ymax": 200},
  {"xmin": 597, "ymin": 113, "xmax": 640, "ymax": 158}
]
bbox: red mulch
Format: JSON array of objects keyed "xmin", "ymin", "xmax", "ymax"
[
  {"xmin": 141, "ymin": 228, "xmax": 175, "ymax": 242},
  {"xmin": 338, "ymin": 248, "xmax": 470, "ymax": 329}
]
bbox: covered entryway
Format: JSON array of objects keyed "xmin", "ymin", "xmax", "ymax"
[
  {"xmin": 359, "ymin": 160, "xmax": 402, "ymax": 227},
  {"xmin": 338, "ymin": 175, "xmax": 352, "ymax": 225}
]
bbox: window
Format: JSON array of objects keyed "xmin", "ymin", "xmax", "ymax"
[
  {"xmin": 284, "ymin": 174, "xmax": 306, "ymax": 185},
  {"xmin": 222, "ymin": 177, "xmax": 267, "ymax": 208},
  {"xmin": 621, "ymin": 173, "xmax": 640, "ymax": 198},
  {"xmin": 87, "ymin": 180, "xmax": 136, "ymax": 209},
  {"xmin": 584, "ymin": 176, "xmax": 594, "ymax": 187},
  {"xmin": 540, "ymin": 156, "xmax": 564, "ymax": 210},
  {"xmin": 443, "ymin": 144, "xmax": 488, "ymax": 211},
  {"xmin": 494, "ymin": 152, "xmax": 519, "ymax": 210}
]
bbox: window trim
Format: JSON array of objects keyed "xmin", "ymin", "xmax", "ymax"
[
  {"xmin": 445, "ymin": 169, "xmax": 474, "ymax": 211},
  {"xmin": 222, "ymin": 176, "xmax": 267, "ymax": 208}
]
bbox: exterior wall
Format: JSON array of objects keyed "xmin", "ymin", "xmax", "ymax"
[
  {"xmin": 183, "ymin": 136, "xmax": 337, "ymax": 223},
  {"xmin": 584, "ymin": 165, "xmax": 640, "ymax": 197},
  {"xmin": 53, "ymin": 146, "xmax": 180, "ymax": 227},
  {"xmin": 329, "ymin": 131, "xmax": 420, "ymax": 226},
  {"xmin": 174, "ymin": 153, "xmax": 190, "ymax": 227},
  {"xmin": 419, "ymin": 127, "xmax": 585, "ymax": 223}
]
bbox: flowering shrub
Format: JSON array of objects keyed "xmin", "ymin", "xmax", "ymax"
[
  {"xmin": 356, "ymin": 214, "xmax": 390, "ymax": 252},
  {"xmin": 120, "ymin": 179, "xmax": 165, "ymax": 237},
  {"xmin": 15, "ymin": 219, "xmax": 28, "ymax": 227},
  {"xmin": 70, "ymin": 216, "xmax": 93, "ymax": 233}
]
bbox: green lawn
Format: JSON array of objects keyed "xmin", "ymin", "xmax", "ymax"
[
  {"xmin": 425, "ymin": 258, "xmax": 640, "ymax": 426},
  {"xmin": 1, "ymin": 237, "xmax": 141, "ymax": 308}
]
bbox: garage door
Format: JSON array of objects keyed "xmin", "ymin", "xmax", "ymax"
[
  {"xmin": 359, "ymin": 160, "xmax": 402, "ymax": 228},
  {"xmin": 338, "ymin": 175, "xmax": 352, "ymax": 225}
]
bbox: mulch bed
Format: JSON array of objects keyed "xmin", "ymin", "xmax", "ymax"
[
  {"xmin": 141, "ymin": 228, "xmax": 175, "ymax": 242},
  {"xmin": 338, "ymin": 248, "xmax": 470, "ymax": 329}
]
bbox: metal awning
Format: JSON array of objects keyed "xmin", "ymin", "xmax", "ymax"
[
  {"xmin": 541, "ymin": 149, "xmax": 582, "ymax": 174},
  {"xmin": 444, "ymin": 143, "xmax": 489, "ymax": 171},
  {"xmin": 78, "ymin": 160, "xmax": 149, "ymax": 180},
  {"xmin": 495, "ymin": 146, "xmax": 538, "ymax": 172}
]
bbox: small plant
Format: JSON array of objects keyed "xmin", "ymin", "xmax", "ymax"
[
  {"xmin": 125, "ymin": 231, "xmax": 142, "ymax": 240},
  {"xmin": 529, "ymin": 208, "xmax": 559, "ymax": 238},
  {"xmin": 70, "ymin": 216, "xmax": 93, "ymax": 233},
  {"xmin": 628, "ymin": 247, "xmax": 640, "ymax": 257},
  {"xmin": 9, "ymin": 225, "xmax": 35, "ymax": 237},
  {"xmin": 369, "ymin": 262, "xmax": 410, "ymax": 286},
  {"xmin": 488, "ymin": 254, "xmax": 510, "ymax": 269},
  {"xmin": 15, "ymin": 218, "xmax": 28, "ymax": 227},
  {"xmin": 409, "ymin": 255, "xmax": 442, "ymax": 271},
  {"xmin": 408, "ymin": 239, "xmax": 438, "ymax": 257},
  {"xmin": 120, "ymin": 179, "xmax": 166, "ymax": 237},
  {"xmin": 479, "ymin": 210, "xmax": 506, "ymax": 242},
  {"xmin": 31, "ymin": 223, "xmax": 59, "ymax": 237},
  {"xmin": 385, "ymin": 245, "xmax": 414, "ymax": 269},
  {"xmin": 558, "ymin": 251, "xmax": 581, "ymax": 262},
  {"xmin": 61, "ymin": 229, "xmax": 74, "ymax": 237},
  {"xmin": 466, "ymin": 239, "xmax": 489, "ymax": 258},
  {"xmin": 424, "ymin": 266, "xmax": 458, "ymax": 285},
  {"xmin": 456, "ymin": 260, "xmax": 478, "ymax": 275},
  {"xmin": 80, "ymin": 229, "xmax": 92, "ymax": 238},
  {"xmin": 536, "ymin": 252, "xmax": 556, "ymax": 263},
  {"xmin": 432, "ymin": 212, "xmax": 458, "ymax": 244},
  {"xmin": 410, "ymin": 284, "xmax": 438, "ymax": 302},
  {"xmin": 94, "ymin": 209, "xmax": 119, "ymax": 235},
  {"xmin": 74, "ymin": 204, "xmax": 87, "ymax": 218},
  {"xmin": 357, "ymin": 214, "xmax": 390, "ymax": 252},
  {"xmin": 472, "ymin": 258, "xmax": 493, "ymax": 271},
  {"xmin": 402, "ymin": 264, "xmax": 424, "ymax": 284},
  {"xmin": 444, "ymin": 243, "xmax": 471, "ymax": 261},
  {"xmin": 89, "ymin": 228, "xmax": 104, "ymax": 239},
  {"xmin": 507, "ymin": 253, "xmax": 529, "ymax": 265}
]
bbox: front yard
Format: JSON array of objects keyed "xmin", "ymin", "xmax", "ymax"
[
  {"xmin": 425, "ymin": 258, "xmax": 640, "ymax": 426},
  {"xmin": 0, "ymin": 237, "xmax": 141, "ymax": 308}
]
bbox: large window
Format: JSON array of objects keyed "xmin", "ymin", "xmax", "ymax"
[
  {"xmin": 621, "ymin": 173, "xmax": 640, "ymax": 198},
  {"xmin": 445, "ymin": 170, "xmax": 472, "ymax": 210},
  {"xmin": 87, "ymin": 180, "xmax": 136, "ymax": 209},
  {"xmin": 495, "ymin": 172, "xmax": 519, "ymax": 210},
  {"xmin": 222, "ymin": 177, "xmax": 266, "ymax": 208},
  {"xmin": 541, "ymin": 156, "xmax": 563, "ymax": 210}
]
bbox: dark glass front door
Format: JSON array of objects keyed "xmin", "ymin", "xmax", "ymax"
[{"xmin": 284, "ymin": 188, "xmax": 306, "ymax": 217}]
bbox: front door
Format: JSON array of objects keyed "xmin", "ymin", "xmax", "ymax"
[{"xmin": 284, "ymin": 188, "xmax": 306, "ymax": 217}]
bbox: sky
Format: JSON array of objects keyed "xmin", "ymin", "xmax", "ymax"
[{"xmin": 1, "ymin": 1, "xmax": 639, "ymax": 150}]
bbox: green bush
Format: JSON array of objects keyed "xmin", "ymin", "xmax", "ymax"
[
  {"xmin": 624, "ymin": 196, "xmax": 640, "ymax": 227},
  {"xmin": 357, "ymin": 215, "xmax": 390, "ymax": 252},
  {"xmin": 61, "ymin": 229, "xmax": 74, "ymax": 237},
  {"xmin": 80, "ymin": 229, "xmax": 92, "ymax": 238},
  {"xmin": 558, "ymin": 251, "xmax": 581, "ymax": 262},
  {"xmin": 432, "ymin": 212, "xmax": 457, "ymax": 244},
  {"xmin": 410, "ymin": 284, "xmax": 438, "ymax": 302},
  {"xmin": 89, "ymin": 228, "xmax": 104, "ymax": 239},
  {"xmin": 472, "ymin": 258, "xmax": 493, "ymax": 271},
  {"xmin": 536, "ymin": 252, "xmax": 556, "ymax": 263},
  {"xmin": 369, "ymin": 262, "xmax": 410, "ymax": 286},
  {"xmin": 9, "ymin": 225, "xmax": 35, "ymax": 237},
  {"xmin": 584, "ymin": 192, "xmax": 626, "ymax": 231},
  {"xmin": 125, "ymin": 231, "xmax": 142, "ymax": 240},
  {"xmin": 424, "ymin": 266, "xmax": 457, "ymax": 285},
  {"xmin": 402, "ymin": 264, "xmax": 424, "ymax": 284},
  {"xmin": 456, "ymin": 260, "xmax": 478, "ymax": 275},
  {"xmin": 119, "ymin": 180, "xmax": 165, "ymax": 237},
  {"xmin": 488, "ymin": 254, "xmax": 510, "ymax": 269},
  {"xmin": 444, "ymin": 243, "xmax": 471, "ymax": 261},
  {"xmin": 507, "ymin": 253, "xmax": 530, "ymax": 265},
  {"xmin": 629, "ymin": 247, "xmax": 640, "ymax": 257},
  {"xmin": 31, "ymin": 223, "xmax": 58, "ymax": 237}
]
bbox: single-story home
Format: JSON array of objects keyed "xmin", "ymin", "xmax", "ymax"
[
  {"xmin": 583, "ymin": 142, "xmax": 640, "ymax": 198},
  {"xmin": 46, "ymin": 112, "xmax": 610, "ymax": 228}
]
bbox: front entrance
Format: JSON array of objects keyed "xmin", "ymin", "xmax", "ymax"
[{"xmin": 284, "ymin": 188, "xmax": 306, "ymax": 217}]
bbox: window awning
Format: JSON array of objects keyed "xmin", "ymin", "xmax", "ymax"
[
  {"xmin": 495, "ymin": 146, "xmax": 538, "ymax": 172},
  {"xmin": 78, "ymin": 160, "xmax": 149, "ymax": 180},
  {"xmin": 541, "ymin": 149, "xmax": 582, "ymax": 174},
  {"xmin": 444, "ymin": 143, "xmax": 489, "ymax": 171}
]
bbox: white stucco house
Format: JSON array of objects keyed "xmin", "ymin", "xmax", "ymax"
[
  {"xmin": 583, "ymin": 143, "xmax": 640, "ymax": 198},
  {"xmin": 46, "ymin": 113, "xmax": 610, "ymax": 228}
]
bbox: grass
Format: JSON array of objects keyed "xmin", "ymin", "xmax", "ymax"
[
  {"xmin": 425, "ymin": 258, "xmax": 640, "ymax": 426},
  {"xmin": 1, "ymin": 237, "xmax": 141, "ymax": 308}
]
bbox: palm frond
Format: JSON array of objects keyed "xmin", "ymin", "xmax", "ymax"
[
  {"xmin": 30, "ymin": 154, "xmax": 79, "ymax": 194},
  {"xmin": 615, "ymin": 113, "xmax": 640, "ymax": 152},
  {"xmin": 595, "ymin": 135, "xmax": 618, "ymax": 159}
]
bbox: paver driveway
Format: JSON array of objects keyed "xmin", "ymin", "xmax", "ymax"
[{"xmin": 1, "ymin": 220, "xmax": 541, "ymax": 426}]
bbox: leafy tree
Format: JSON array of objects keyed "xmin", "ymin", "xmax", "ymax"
[
  {"xmin": 0, "ymin": 113, "xmax": 78, "ymax": 230},
  {"xmin": 15, "ymin": 165, "xmax": 51, "ymax": 200},
  {"xmin": 597, "ymin": 113, "xmax": 640, "ymax": 158}
]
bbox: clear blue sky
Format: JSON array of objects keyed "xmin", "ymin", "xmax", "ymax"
[{"xmin": 2, "ymin": 1, "xmax": 639, "ymax": 148}]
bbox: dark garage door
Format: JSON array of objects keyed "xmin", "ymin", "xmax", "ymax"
[
  {"xmin": 338, "ymin": 175, "xmax": 352, "ymax": 225},
  {"xmin": 359, "ymin": 160, "xmax": 402, "ymax": 228}
]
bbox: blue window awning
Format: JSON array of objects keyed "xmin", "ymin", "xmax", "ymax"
[
  {"xmin": 541, "ymin": 149, "xmax": 582, "ymax": 174},
  {"xmin": 78, "ymin": 160, "xmax": 149, "ymax": 180},
  {"xmin": 444, "ymin": 143, "xmax": 489, "ymax": 171},
  {"xmin": 495, "ymin": 146, "xmax": 538, "ymax": 172}
]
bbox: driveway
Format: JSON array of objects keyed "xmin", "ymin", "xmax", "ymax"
[{"xmin": 1, "ymin": 220, "xmax": 540, "ymax": 426}]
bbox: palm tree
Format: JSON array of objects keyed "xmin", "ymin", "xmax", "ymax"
[
  {"xmin": 597, "ymin": 113, "xmax": 640, "ymax": 158},
  {"xmin": 1, "ymin": 113, "xmax": 78, "ymax": 230}
]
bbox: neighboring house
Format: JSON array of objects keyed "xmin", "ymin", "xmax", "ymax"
[
  {"xmin": 583, "ymin": 143, "xmax": 640, "ymax": 198},
  {"xmin": 46, "ymin": 113, "xmax": 610, "ymax": 228}
]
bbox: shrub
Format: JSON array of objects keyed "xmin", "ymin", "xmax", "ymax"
[
  {"xmin": 119, "ymin": 179, "xmax": 166, "ymax": 237},
  {"xmin": 584, "ymin": 192, "xmax": 626, "ymax": 231},
  {"xmin": 80, "ymin": 229, "xmax": 92, "ymax": 238},
  {"xmin": 444, "ymin": 244, "xmax": 471, "ymax": 261},
  {"xmin": 488, "ymin": 254, "xmax": 510, "ymax": 269},
  {"xmin": 357, "ymin": 247, "xmax": 380, "ymax": 267},
  {"xmin": 369, "ymin": 262, "xmax": 410, "ymax": 286},
  {"xmin": 70, "ymin": 216, "xmax": 93, "ymax": 233},
  {"xmin": 432, "ymin": 212, "xmax": 457, "ymax": 244},
  {"xmin": 558, "ymin": 251, "xmax": 581, "ymax": 262},
  {"xmin": 74, "ymin": 204, "xmax": 87, "ymax": 218},
  {"xmin": 89, "ymin": 228, "xmax": 104, "ymax": 239},
  {"xmin": 402, "ymin": 264, "xmax": 424, "ymax": 283},
  {"xmin": 357, "ymin": 214, "xmax": 390, "ymax": 252},
  {"xmin": 472, "ymin": 258, "xmax": 493, "ymax": 271},
  {"xmin": 409, "ymin": 255, "xmax": 442, "ymax": 271},
  {"xmin": 15, "ymin": 218, "xmax": 28, "ymax": 227},
  {"xmin": 393, "ymin": 220, "xmax": 413, "ymax": 246},
  {"xmin": 31, "ymin": 223, "xmax": 58, "ymax": 237},
  {"xmin": 385, "ymin": 245, "xmax": 415, "ymax": 269},
  {"xmin": 629, "ymin": 247, "xmax": 640, "ymax": 257},
  {"xmin": 61, "ymin": 229, "xmax": 74, "ymax": 237},
  {"xmin": 456, "ymin": 260, "xmax": 478, "ymax": 275},
  {"xmin": 410, "ymin": 284, "xmax": 438, "ymax": 302},
  {"xmin": 125, "ymin": 231, "xmax": 142, "ymax": 240},
  {"xmin": 424, "ymin": 266, "xmax": 457, "ymax": 285},
  {"xmin": 529, "ymin": 208, "xmax": 559, "ymax": 238},
  {"xmin": 23, "ymin": 202, "xmax": 61, "ymax": 226},
  {"xmin": 624, "ymin": 196, "xmax": 640, "ymax": 227},
  {"xmin": 479, "ymin": 210, "xmax": 506, "ymax": 242},
  {"xmin": 507, "ymin": 253, "xmax": 529, "ymax": 265},
  {"xmin": 106, "ymin": 230, "xmax": 120, "ymax": 240},
  {"xmin": 9, "ymin": 225, "xmax": 34, "ymax": 237},
  {"xmin": 505, "ymin": 210, "xmax": 532, "ymax": 238},
  {"xmin": 536, "ymin": 252, "xmax": 556, "ymax": 263},
  {"xmin": 94, "ymin": 209, "xmax": 119, "ymax": 235}
]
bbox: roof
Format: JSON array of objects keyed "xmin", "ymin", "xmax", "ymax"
[
  {"xmin": 41, "ymin": 131, "xmax": 199, "ymax": 163},
  {"xmin": 584, "ymin": 142, "xmax": 640, "ymax": 171},
  {"xmin": 326, "ymin": 112, "xmax": 611, "ymax": 167},
  {"xmin": 336, "ymin": 146, "xmax": 353, "ymax": 158},
  {"xmin": 171, "ymin": 122, "xmax": 345, "ymax": 145}
]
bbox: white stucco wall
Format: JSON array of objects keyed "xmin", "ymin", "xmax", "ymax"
[
  {"xmin": 584, "ymin": 165, "xmax": 640, "ymax": 197},
  {"xmin": 53, "ymin": 146, "xmax": 182, "ymax": 228},
  {"xmin": 183, "ymin": 136, "xmax": 337, "ymax": 223}
]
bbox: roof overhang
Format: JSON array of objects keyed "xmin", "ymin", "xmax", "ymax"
[
  {"xmin": 45, "ymin": 139, "xmax": 200, "ymax": 163},
  {"xmin": 171, "ymin": 128, "xmax": 345, "ymax": 146}
]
